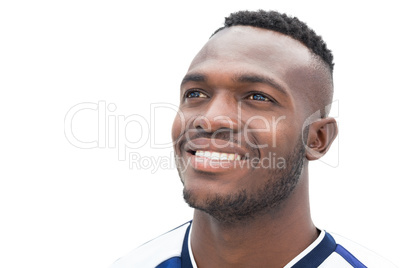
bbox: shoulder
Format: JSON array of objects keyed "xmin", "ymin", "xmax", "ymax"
[
  {"xmin": 109, "ymin": 221, "xmax": 191, "ymax": 268},
  {"xmin": 323, "ymin": 232, "xmax": 397, "ymax": 268}
]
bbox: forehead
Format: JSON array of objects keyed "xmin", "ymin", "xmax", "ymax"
[{"xmin": 189, "ymin": 26, "xmax": 313, "ymax": 78}]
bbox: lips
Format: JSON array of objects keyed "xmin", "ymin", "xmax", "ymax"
[
  {"xmin": 195, "ymin": 150, "xmax": 241, "ymax": 161},
  {"xmin": 183, "ymin": 137, "xmax": 249, "ymax": 160},
  {"xmin": 177, "ymin": 137, "xmax": 252, "ymax": 173}
]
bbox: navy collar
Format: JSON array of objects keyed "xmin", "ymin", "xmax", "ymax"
[
  {"xmin": 181, "ymin": 222, "xmax": 337, "ymax": 268},
  {"xmin": 291, "ymin": 231, "xmax": 337, "ymax": 267}
]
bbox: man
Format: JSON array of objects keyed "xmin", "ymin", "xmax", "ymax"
[{"xmin": 111, "ymin": 10, "xmax": 396, "ymax": 267}]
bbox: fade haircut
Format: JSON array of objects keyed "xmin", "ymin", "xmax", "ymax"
[{"xmin": 212, "ymin": 10, "xmax": 334, "ymax": 73}]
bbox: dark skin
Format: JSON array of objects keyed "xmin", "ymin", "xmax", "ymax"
[{"xmin": 171, "ymin": 26, "xmax": 338, "ymax": 267}]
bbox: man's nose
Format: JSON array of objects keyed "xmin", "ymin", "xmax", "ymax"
[{"xmin": 192, "ymin": 94, "xmax": 239, "ymax": 133}]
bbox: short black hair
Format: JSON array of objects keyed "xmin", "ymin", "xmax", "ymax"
[{"xmin": 212, "ymin": 10, "xmax": 334, "ymax": 72}]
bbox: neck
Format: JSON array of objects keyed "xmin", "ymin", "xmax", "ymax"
[{"xmin": 190, "ymin": 168, "xmax": 318, "ymax": 268}]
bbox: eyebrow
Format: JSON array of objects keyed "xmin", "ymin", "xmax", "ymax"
[
  {"xmin": 234, "ymin": 73, "xmax": 288, "ymax": 96},
  {"xmin": 181, "ymin": 72, "xmax": 288, "ymax": 96},
  {"xmin": 181, "ymin": 73, "xmax": 206, "ymax": 86}
]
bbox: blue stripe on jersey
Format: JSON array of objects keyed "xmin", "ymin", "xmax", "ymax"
[
  {"xmin": 180, "ymin": 223, "xmax": 193, "ymax": 268},
  {"xmin": 156, "ymin": 257, "xmax": 181, "ymax": 268},
  {"xmin": 292, "ymin": 232, "xmax": 337, "ymax": 268},
  {"xmin": 335, "ymin": 244, "xmax": 367, "ymax": 268},
  {"xmin": 155, "ymin": 223, "xmax": 192, "ymax": 268}
]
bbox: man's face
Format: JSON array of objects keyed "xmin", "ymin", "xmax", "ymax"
[{"xmin": 171, "ymin": 26, "xmax": 317, "ymax": 222}]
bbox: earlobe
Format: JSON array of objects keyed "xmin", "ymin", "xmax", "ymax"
[{"xmin": 305, "ymin": 118, "xmax": 338, "ymax": 161}]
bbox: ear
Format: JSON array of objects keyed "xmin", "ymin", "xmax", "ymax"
[{"xmin": 305, "ymin": 117, "xmax": 338, "ymax": 161}]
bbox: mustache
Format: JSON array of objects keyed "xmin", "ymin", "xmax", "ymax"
[
  {"xmin": 177, "ymin": 128, "xmax": 241, "ymax": 148},
  {"xmin": 186, "ymin": 128, "xmax": 241, "ymax": 143}
]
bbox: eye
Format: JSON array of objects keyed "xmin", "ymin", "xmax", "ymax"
[
  {"xmin": 185, "ymin": 90, "xmax": 208, "ymax": 99},
  {"xmin": 247, "ymin": 93, "xmax": 271, "ymax": 102}
]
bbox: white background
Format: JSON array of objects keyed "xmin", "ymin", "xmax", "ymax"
[{"xmin": 1, "ymin": 1, "xmax": 401, "ymax": 267}]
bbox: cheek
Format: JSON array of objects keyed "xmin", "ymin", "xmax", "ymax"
[
  {"xmin": 244, "ymin": 114, "xmax": 297, "ymax": 154},
  {"xmin": 171, "ymin": 112, "xmax": 185, "ymax": 141}
]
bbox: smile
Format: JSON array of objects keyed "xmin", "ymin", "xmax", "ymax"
[{"xmin": 195, "ymin": 150, "xmax": 242, "ymax": 161}]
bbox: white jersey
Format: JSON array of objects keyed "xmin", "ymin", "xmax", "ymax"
[{"xmin": 110, "ymin": 221, "xmax": 397, "ymax": 268}]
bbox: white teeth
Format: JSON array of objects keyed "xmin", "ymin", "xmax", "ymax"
[
  {"xmin": 195, "ymin": 150, "xmax": 241, "ymax": 161},
  {"xmin": 211, "ymin": 152, "xmax": 220, "ymax": 160},
  {"xmin": 220, "ymin": 153, "xmax": 228, "ymax": 160}
]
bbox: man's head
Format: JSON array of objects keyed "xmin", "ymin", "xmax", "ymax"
[{"xmin": 171, "ymin": 10, "xmax": 338, "ymax": 223}]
